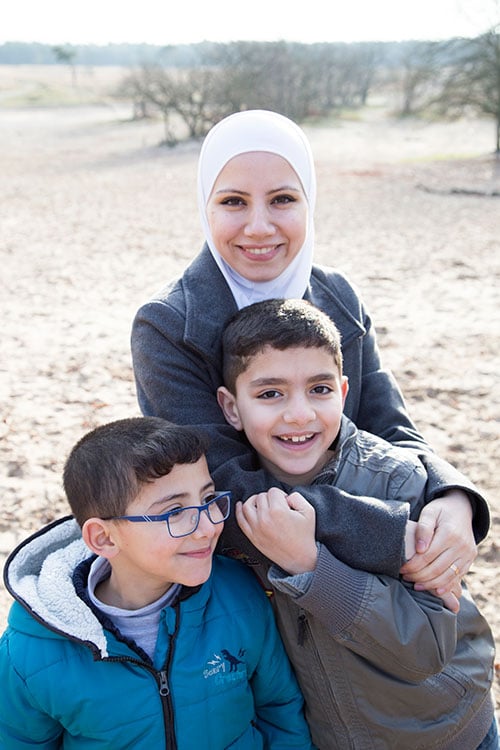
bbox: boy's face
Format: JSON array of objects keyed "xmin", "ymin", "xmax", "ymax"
[
  {"xmin": 218, "ymin": 345, "xmax": 348, "ymax": 485},
  {"xmin": 105, "ymin": 457, "xmax": 223, "ymax": 605}
]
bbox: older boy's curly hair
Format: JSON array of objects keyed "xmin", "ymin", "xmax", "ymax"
[{"xmin": 222, "ymin": 298, "xmax": 343, "ymax": 394}]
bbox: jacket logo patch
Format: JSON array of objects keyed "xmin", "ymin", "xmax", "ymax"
[{"xmin": 203, "ymin": 648, "xmax": 246, "ymax": 683}]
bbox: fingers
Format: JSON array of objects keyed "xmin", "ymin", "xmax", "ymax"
[
  {"xmin": 285, "ymin": 491, "xmax": 316, "ymax": 518},
  {"xmin": 413, "ymin": 506, "xmax": 438, "ymax": 554},
  {"xmin": 236, "ymin": 490, "xmax": 318, "ymax": 574},
  {"xmin": 436, "ymin": 590, "xmax": 460, "ymax": 614},
  {"xmin": 410, "ymin": 552, "xmax": 477, "ymax": 596},
  {"xmin": 449, "ymin": 562, "xmax": 460, "ymax": 577},
  {"xmin": 403, "ymin": 542, "xmax": 476, "ymax": 592}
]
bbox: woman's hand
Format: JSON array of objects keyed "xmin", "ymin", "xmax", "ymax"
[
  {"xmin": 236, "ymin": 487, "xmax": 318, "ymax": 575},
  {"xmin": 400, "ymin": 489, "xmax": 477, "ymax": 610}
]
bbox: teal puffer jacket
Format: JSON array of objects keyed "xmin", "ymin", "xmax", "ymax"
[{"xmin": 0, "ymin": 517, "xmax": 312, "ymax": 749}]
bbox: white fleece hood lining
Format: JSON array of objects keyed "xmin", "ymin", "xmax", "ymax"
[{"xmin": 7, "ymin": 518, "xmax": 109, "ymax": 657}]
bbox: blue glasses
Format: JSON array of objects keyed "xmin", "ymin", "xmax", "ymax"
[{"xmin": 108, "ymin": 491, "xmax": 231, "ymax": 538}]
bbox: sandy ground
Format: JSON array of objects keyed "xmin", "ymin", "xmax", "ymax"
[{"xmin": 0, "ymin": 74, "xmax": 499, "ymax": 715}]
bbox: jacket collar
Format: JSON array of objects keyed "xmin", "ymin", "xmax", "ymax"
[
  {"xmin": 179, "ymin": 246, "xmax": 364, "ymax": 356},
  {"xmin": 181, "ymin": 245, "xmax": 238, "ymax": 360},
  {"xmin": 5, "ymin": 516, "xmax": 214, "ymax": 659},
  {"xmin": 5, "ymin": 516, "xmax": 111, "ymax": 656}
]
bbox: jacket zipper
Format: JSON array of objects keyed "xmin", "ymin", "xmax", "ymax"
[
  {"xmin": 295, "ymin": 607, "xmax": 354, "ymax": 745},
  {"xmin": 156, "ymin": 667, "xmax": 176, "ymax": 750},
  {"xmin": 157, "ymin": 602, "xmax": 181, "ymax": 750},
  {"xmin": 297, "ymin": 608, "xmax": 307, "ymax": 646},
  {"xmin": 97, "ymin": 655, "xmax": 176, "ymax": 749}
]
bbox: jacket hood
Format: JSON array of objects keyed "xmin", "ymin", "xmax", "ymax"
[{"xmin": 4, "ymin": 516, "xmax": 110, "ymax": 656}]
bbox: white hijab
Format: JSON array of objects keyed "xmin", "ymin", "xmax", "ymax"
[{"xmin": 197, "ymin": 109, "xmax": 316, "ymax": 309}]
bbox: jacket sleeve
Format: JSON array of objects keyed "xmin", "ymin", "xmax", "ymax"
[
  {"xmin": 269, "ymin": 544, "xmax": 458, "ymax": 683},
  {"xmin": 312, "ymin": 267, "xmax": 490, "ymax": 541},
  {"xmin": 249, "ymin": 587, "xmax": 315, "ymax": 749},
  {"xmin": 0, "ymin": 630, "xmax": 62, "ymax": 749},
  {"xmin": 132, "ymin": 295, "xmax": 409, "ymax": 578}
]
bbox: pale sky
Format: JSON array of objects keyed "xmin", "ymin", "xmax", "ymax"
[{"xmin": 1, "ymin": 0, "xmax": 498, "ymax": 46}]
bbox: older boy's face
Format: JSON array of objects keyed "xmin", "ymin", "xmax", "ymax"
[
  {"xmin": 107, "ymin": 458, "xmax": 223, "ymax": 607},
  {"xmin": 219, "ymin": 345, "xmax": 348, "ymax": 485}
]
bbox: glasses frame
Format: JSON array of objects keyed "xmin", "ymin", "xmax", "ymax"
[{"xmin": 106, "ymin": 491, "xmax": 231, "ymax": 538}]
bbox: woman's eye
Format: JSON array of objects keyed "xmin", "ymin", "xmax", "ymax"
[
  {"xmin": 272, "ymin": 194, "xmax": 296, "ymax": 205},
  {"xmin": 220, "ymin": 196, "xmax": 245, "ymax": 207}
]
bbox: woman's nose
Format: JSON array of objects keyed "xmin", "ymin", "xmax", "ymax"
[{"xmin": 243, "ymin": 204, "xmax": 274, "ymax": 237}]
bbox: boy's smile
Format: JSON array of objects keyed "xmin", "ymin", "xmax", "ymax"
[
  {"xmin": 98, "ymin": 458, "xmax": 223, "ymax": 609},
  {"xmin": 218, "ymin": 345, "xmax": 348, "ymax": 486}
]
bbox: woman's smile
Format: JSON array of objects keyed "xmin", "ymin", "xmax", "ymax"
[{"xmin": 207, "ymin": 152, "xmax": 307, "ymax": 282}]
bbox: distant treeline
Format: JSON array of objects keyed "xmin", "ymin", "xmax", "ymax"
[
  {"xmin": 0, "ymin": 39, "xmax": 434, "ymax": 68},
  {"xmin": 0, "ymin": 41, "xmax": 165, "ymax": 66},
  {"xmin": 2, "ymin": 36, "xmax": 498, "ymax": 152}
]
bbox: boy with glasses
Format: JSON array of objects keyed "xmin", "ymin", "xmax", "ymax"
[
  {"xmin": 217, "ymin": 298, "xmax": 497, "ymax": 750},
  {"xmin": 0, "ymin": 417, "xmax": 313, "ymax": 749}
]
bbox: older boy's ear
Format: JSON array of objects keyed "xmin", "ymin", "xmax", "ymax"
[
  {"xmin": 341, "ymin": 376, "xmax": 349, "ymax": 406},
  {"xmin": 82, "ymin": 519, "xmax": 120, "ymax": 560},
  {"xmin": 217, "ymin": 386, "xmax": 243, "ymax": 431}
]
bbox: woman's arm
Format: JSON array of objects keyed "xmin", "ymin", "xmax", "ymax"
[
  {"xmin": 311, "ymin": 269, "xmax": 490, "ymax": 564},
  {"xmin": 132, "ymin": 293, "xmax": 408, "ymax": 576},
  {"xmin": 132, "ymin": 264, "xmax": 489, "ymax": 583}
]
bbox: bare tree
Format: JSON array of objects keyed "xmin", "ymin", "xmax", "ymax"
[
  {"xmin": 438, "ymin": 27, "xmax": 500, "ymax": 152},
  {"xmin": 391, "ymin": 41, "xmax": 444, "ymax": 117},
  {"xmin": 118, "ymin": 40, "xmax": 385, "ymax": 146},
  {"xmin": 207, "ymin": 41, "xmax": 320, "ymax": 122},
  {"xmin": 52, "ymin": 45, "xmax": 77, "ymax": 88},
  {"xmin": 121, "ymin": 65, "xmax": 233, "ymax": 144}
]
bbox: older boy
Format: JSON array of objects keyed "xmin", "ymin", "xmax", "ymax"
[
  {"xmin": 0, "ymin": 417, "xmax": 313, "ymax": 749},
  {"xmin": 217, "ymin": 298, "xmax": 497, "ymax": 750}
]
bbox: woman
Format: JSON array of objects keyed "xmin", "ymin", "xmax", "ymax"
[{"xmin": 131, "ymin": 109, "xmax": 489, "ymax": 596}]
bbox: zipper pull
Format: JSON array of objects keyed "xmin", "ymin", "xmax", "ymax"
[
  {"xmin": 297, "ymin": 610, "xmax": 307, "ymax": 646},
  {"xmin": 159, "ymin": 670, "xmax": 170, "ymax": 696}
]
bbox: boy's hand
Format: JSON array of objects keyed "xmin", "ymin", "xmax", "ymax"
[{"xmin": 236, "ymin": 487, "xmax": 318, "ymax": 575}]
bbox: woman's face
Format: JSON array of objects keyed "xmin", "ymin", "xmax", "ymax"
[{"xmin": 206, "ymin": 152, "xmax": 308, "ymax": 282}]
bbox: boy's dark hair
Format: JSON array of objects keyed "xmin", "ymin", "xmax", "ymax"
[
  {"xmin": 63, "ymin": 417, "xmax": 208, "ymax": 527},
  {"xmin": 222, "ymin": 298, "xmax": 343, "ymax": 393}
]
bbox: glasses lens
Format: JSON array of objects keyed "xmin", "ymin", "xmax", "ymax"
[
  {"xmin": 167, "ymin": 508, "xmax": 199, "ymax": 538},
  {"xmin": 166, "ymin": 494, "xmax": 231, "ymax": 538},
  {"xmin": 207, "ymin": 493, "xmax": 230, "ymax": 524}
]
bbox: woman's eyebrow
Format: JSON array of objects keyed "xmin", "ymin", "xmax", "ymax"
[
  {"xmin": 213, "ymin": 188, "xmax": 249, "ymax": 195},
  {"xmin": 214, "ymin": 185, "xmax": 302, "ymax": 196}
]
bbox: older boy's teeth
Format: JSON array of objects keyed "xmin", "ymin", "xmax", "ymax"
[{"xmin": 280, "ymin": 434, "xmax": 313, "ymax": 443}]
